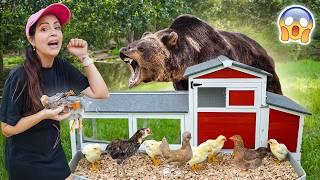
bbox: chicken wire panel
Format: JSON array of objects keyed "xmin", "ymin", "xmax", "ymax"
[
  {"xmin": 82, "ymin": 118, "xmax": 129, "ymax": 142},
  {"xmin": 136, "ymin": 118, "xmax": 181, "ymax": 144}
]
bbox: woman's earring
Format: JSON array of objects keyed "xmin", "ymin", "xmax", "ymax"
[{"xmin": 33, "ymin": 46, "xmax": 36, "ymax": 51}]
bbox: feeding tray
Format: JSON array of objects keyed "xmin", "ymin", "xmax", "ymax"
[{"xmin": 69, "ymin": 150, "xmax": 306, "ymax": 180}]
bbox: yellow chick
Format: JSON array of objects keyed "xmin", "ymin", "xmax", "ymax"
[
  {"xmin": 206, "ymin": 135, "xmax": 227, "ymax": 163},
  {"xmin": 187, "ymin": 140, "xmax": 212, "ymax": 171},
  {"xmin": 82, "ymin": 143, "xmax": 102, "ymax": 171},
  {"xmin": 143, "ymin": 140, "xmax": 162, "ymax": 166},
  {"xmin": 268, "ymin": 139, "xmax": 288, "ymax": 162}
]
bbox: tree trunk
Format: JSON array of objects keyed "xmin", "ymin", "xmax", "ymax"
[
  {"xmin": 0, "ymin": 16, "xmax": 3, "ymax": 92},
  {"xmin": 127, "ymin": 24, "xmax": 135, "ymax": 43},
  {"xmin": 0, "ymin": 47, "xmax": 3, "ymax": 94},
  {"xmin": 128, "ymin": 30, "xmax": 135, "ymax": 43}
]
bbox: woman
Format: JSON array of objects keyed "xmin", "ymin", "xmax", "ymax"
[{"xmin": 0, "ymin": 3, "xmax": 109, "ymax": 180}]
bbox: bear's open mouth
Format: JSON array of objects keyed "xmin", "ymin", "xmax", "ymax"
[{"xmin": 120, "ymin": 53, "xmax": 141, "ymax": 88}]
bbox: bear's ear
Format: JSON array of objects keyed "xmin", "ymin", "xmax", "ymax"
[
  {"xmin": 142, "ymin": 32, "xmax": 152, "ymax": 38},
  {"xmin": 170, "ymin": 15, "xmax": 204, "ymax": 31},
  {"xmin": 161, "ymin": 32, "xmax": 178, "ymax": 47}
]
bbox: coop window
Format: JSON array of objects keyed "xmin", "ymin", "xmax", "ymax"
[
  {"xmin": 83, "ymin": 118, "xmax": 129, "ymax": 142},
  {"xmin": 137, "ymin": 118, "xmax": 181, "ymax": 144},
  {"xmin": 198, "ymin": 87, "xmax": 226, "ymax": 107},
  {"xmin": 229, "ymin": 90, "xmax": 255, "ymax": 106}
]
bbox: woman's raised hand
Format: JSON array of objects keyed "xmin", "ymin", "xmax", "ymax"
[{"xmin": 67, "ymin": 38, "xmax": 88, "ymax": 60}]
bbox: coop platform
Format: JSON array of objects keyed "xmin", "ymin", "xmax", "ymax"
[{"xmin": 69, "ymin": 150, "xmax": 306, "ymax": 180}]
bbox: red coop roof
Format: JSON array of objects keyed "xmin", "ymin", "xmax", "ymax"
[{"xmin": 184, "ymin": 55, "xmax": 272, "ymax": 78}]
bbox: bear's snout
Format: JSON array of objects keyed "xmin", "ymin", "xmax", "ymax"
[{"xmin": 120, "ymin": 47, "xmax": 128, "ymax": 52}]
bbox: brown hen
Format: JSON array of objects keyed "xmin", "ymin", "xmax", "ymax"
[
  {"xmin": 160, "ymin": 131, "xmax": 193, "ymax": 167},
  {"xmin": 229, "ymin": 135, "xmax": 268, "ymax": 170}
]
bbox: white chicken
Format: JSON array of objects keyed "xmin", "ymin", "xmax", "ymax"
[
  {"xmin": 187, "ymin": 140, "xmax": 212, "ymax": 171},
  {"xmin": 143, "ymin": 140, "xmax": 162, "ymax": 166},
  {"xmin": 82, "ymin": 143, "xmax": 102, "ymax": 171},
  {"xmin": 268, "ymin": 139, "xmax": 288, "ymax": 162},
  {"xmin": 206, "ymin": 135, "xmax": 227, "ymax": 163}
]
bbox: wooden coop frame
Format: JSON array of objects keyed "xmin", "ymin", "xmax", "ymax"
[{"xmin": 70, "ymin": 91, "xmax": 190, "ymax": 157}]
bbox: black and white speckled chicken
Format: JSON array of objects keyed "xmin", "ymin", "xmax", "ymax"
[
  {"xmin": 40, "ymin": 90, "xmax": 76, "ymax": 111},
  {"xmin": 105, "ymin": 128, "xmax": 152, "ymax": 178},
  {"xmin": 40, "ymin": 90, "xmax": 84, "ymax": 133}
]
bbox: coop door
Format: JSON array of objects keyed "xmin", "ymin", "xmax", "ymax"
[{"xmin": 193, "ymin": 83, "xmax": 258, "ymax": 149}]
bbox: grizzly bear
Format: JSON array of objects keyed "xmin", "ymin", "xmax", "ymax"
[{"xmin": 120, "ymin": 14, "xmax": 282, "ymax": 94}]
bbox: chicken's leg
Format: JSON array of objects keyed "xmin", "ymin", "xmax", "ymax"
[
  {"xmin": 78, "ymin": 117, "xmax": 83, "ymax": 133},
  {"xmin": 121, "ymin": 165, "xmax": 127, "ymax": 178},
  {"xmin": 273, "ymin": 158, "xmax": 282, "ymax": 165},
  {"xmin": 70, "ymin": 120, "xmax": 76, "ymax": 133},
  {"xmin": 208, "ymin": 154, "xmax": 221, "ymax": 164},
  {"xmin": 90, "ymin": 162, "xmax": 99, "ymax": 172},
  {"xmin": 191, "ymin": 163, "xmax": 205, "ymax": 171},
  {"xmin": 151, "ymin": 157, "xmax": 161, "ymax": 166},
  {"xmin": 116, "ymin": 164, "xmax": 127, "ymax": 178},
  {"xmin": 116, "ymin": 165, "xmax": 120, "ymax": 178}
]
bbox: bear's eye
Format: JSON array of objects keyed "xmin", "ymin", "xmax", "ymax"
[{"xmin": 137, "ymin": 46, "xmax": 145, "ymax": 52}]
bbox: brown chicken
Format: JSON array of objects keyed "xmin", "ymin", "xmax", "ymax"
[
  {"xmin": 229, "ymin": 135, "xmax": 268, "ymax": 170},
  {"xmin": 40, "ymin": 90, "xmax": 83, "ymax": 133},
  {"xmin": 160, "ymin": 131, "xmax": 193, "ymax": 167},
  {"xmin": 105, "ymin": 128, "xmax": 152, "ymax": 178}
]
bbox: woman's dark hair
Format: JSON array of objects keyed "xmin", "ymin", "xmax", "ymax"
[{"xmin": 23, "ymin": 24, "xmax": 44, "ymax": 114}]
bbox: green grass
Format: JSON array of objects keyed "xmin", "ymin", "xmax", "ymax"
[
  {"xmin": 83, "ymin": 118, "xmax": 129, "ymax": 140},
  {"xmin": 108, "ymin": 48, "xmax": 121, "ymax": 56},
  {"xmin": 3, "ymin": 56, "xmax": 24, "ymax": 67},
  {"xmin": 276, "ymin": 59, "xmax": 320, "ymax": 180},
  {"xmin": 137, "ymin": 118, "xmax": 181, "ymax": 143},
  {"xmin": 81, "ymin": 118, "xmax": 181, "ymax": 143},
  {"xmin": 126, "ymin": 81, "xmax": 174, "ymax": 92},
  {"xmin": 1, "ymin": 59, "xmax": 320, "ymax": 179},
  {"xmin": 0, "ymin": 133, "xmax": 8, "ymax": 180}
]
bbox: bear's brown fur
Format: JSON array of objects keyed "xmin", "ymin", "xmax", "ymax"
[{"xmin": 120, "ymin": 15, "xmax": 282, "ymax": 94}]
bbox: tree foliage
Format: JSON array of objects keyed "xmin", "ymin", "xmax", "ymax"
[
  {"xmin": 188, "ymin": 0, "xmax": 320, "ymax": 61},
  {"xmin": 1, "ymin": 0, "xmax": 319, "ymax": 60},
  {"xmin": 1, "ymin": 0, "xmax": 190, "ymax": 52}
]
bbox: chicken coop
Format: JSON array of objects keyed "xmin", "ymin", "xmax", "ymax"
[
  {"xmin": 183, "ymin": 55, "xmax": 310, "ymax": 162},
  {"xmin": 70, "ymin": 55, "xmax": 310, "ymax": 164}
]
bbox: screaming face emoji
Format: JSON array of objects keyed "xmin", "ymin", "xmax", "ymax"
[{"xmin": 278, "ymin": 5, "xmax": 315, "ymax": 44}]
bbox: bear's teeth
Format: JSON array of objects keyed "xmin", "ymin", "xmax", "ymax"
[
  {"xmin": 124, "ymin": 58, "xmax": 131, "ymax": 63},
  {"xmin": 129, "ymin": 59, "xmax": 133, "ymax": 64}
]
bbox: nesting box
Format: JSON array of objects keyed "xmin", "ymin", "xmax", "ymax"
[{"xmin": 183, "ymin": 55, "xmax": 311, "ymax": 161}]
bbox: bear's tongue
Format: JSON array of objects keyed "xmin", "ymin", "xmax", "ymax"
[{"xmin": 128, "ymin": 59, "xmax": 140, "ymax": 88}]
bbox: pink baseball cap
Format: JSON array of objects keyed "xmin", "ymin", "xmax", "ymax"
[{"xmin": 25, "ymin": 3, "xmax": 71, "ymax": 38}]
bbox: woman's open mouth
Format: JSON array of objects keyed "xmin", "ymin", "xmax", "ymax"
[
  {"xmin": 120, "ymin": 52, "xmax": 141, "ymax": 88},
  {"xmin": 48, "ymin": 40, "xmax": 59, "ymax": 49}
]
